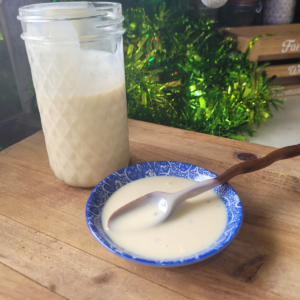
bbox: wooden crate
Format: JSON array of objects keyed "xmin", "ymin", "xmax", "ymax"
[{"xmin": 225, "ymin": 24, "xmax": 300, "ymax": 97}]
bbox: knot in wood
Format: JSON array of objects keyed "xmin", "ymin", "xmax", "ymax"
[{"xmin": 237, "ymin": 153, "xmax": 257, "ymax": 161}]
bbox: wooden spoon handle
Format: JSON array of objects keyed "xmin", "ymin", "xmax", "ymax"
[
  {"xmin": 217, "ymin": 143, "xmax": 300, "ymax": 185},
  {"xmin": 174, "ymin": 143, "xmax": 300, "ymax": 205}
]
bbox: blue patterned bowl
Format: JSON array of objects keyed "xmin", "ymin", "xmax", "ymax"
[{"xmin": 86, "ymin": 161, "xmax": 243, "ymax": 267}]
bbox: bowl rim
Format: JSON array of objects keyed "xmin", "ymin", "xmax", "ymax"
[{"xmin": 85, "ymin": 160, "xmax": 243, "ymax": 267}]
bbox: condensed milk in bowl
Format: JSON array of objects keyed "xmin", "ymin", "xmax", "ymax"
[
  {"xmin": 86, "ymin": 161, "xmax": 243, "ymax": 267},
  {"xmin": 18, "ymin": 2, "xmax": 130, "ymax": 187}
]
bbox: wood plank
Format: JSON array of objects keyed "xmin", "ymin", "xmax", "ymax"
[
  {"xmin": 1, "ymin": 137, "xmax": 300, "ymax": 215},
  {"xmin": 256, "ymin": 36, "xmax": 300, "ymax": 56},
  {"xmin": 128, "ymin": 119, "xmax": 275, "ymax": 152},
  {"xmin": 3, "ymin": 121, "xmax": 300, "ymax": 195},
  {"xmin": 1, "ymin": 120, "xmax": 300, "ymax": 205},
  {"xmin": 225, "ymin": 24, "xmax": 300, "ymax": 61},
  {"xmin": 0, "ymin": 143, "xmax": 51, "ymax": 175},
  {"xmin": 0, "ymin": 154, "xmax": 299, "ymax": 297},
  {"xmin": 18, "ymin": 131, "xmax": 47, "ymax": 152},
  {"xmin": 0, "ymin": 263, "xmax": 65, "ymax": 300},
  {"xmin": 17, "ymin": 119, "xmax": 287, "ymax": 163},
  {"xmin": 1, "ymin": 121, "xmax": 300, "ymax": 299},
  {"xmin": 0, "ymin": 204, "xmax": 288, "ymax": 300},
  {"xmin": 271, "ymin": 83, "xmax": 300, "ymax": 97},
  {"xmin": 0, "ymin": 215, "xmax": 190, "ymax": 300},
  {"xmin": 127, "ymin": 124, "xmax": 300, "ymax": 200},
  {"xmin": 18, "ymin": 119, "xmax": 277, "ymax": 159},
  {"xmin": 266, "ymin": 64, "xmax": 300, "ymax": 78}
]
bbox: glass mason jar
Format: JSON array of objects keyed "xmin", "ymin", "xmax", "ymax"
[{"xmin": 18, "ymin": 2, "xmax": 130, "ymax": 188}]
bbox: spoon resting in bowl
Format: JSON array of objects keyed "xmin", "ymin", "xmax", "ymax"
[{"xmin": 108, "ymin": 143, "xmax": 300, "ymax": 231}]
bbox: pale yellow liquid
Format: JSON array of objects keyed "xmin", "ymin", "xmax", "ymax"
[
  {"xmin": 25, "ymin": 34, "xmax": 129, "ymax": 187},
  {"xmin": 102, "ymin": 176, "xmax": 227, "ymax": 260},
  {"xmin": 37, "ymin": 84, "xmax": 130, "ymax": 187}
]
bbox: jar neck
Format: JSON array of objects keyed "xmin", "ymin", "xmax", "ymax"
[{"xmin": 18, "ymin": 2, "xmax": 125, "ymax": 42}]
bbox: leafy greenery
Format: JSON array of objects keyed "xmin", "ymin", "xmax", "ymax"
[
  {"xmin": 53, "ymin": 0, "xmax": 283, "ymax": 139},
  {"xmin": 124, "ymin": 3, "xmax": 283, "ymax": 140}
]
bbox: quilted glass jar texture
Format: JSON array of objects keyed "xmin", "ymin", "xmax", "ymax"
[{"xmin": 18, "ymin": 2, "xmax": 130, "ymax": 187}]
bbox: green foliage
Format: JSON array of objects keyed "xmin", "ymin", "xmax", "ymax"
[
  {"xmin": 52, "ymin": 0, "xmax": 284, "ymax": 139},
  {"xmin": 124, "ymin": 4, "xmax": 283, "ymax": 139}
]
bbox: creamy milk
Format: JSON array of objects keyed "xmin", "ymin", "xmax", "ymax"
[
  {"xmin": 36, "ymin": 84, "xmax": 129, "ymax": 187},
  {"xmin": 102, "ymin": 176, "xmax": 227, "ymax": 260},
  {"xmin": 25, "ymin": 32, "xmax": 129, "ymax": 187}
]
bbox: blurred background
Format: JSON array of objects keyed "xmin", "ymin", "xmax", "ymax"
[{"xmin": 0, "ymin": 0, "xmax": 299, "ymax": 151}]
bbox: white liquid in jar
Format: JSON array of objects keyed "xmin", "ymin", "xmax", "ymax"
[
  {"xmin": 37, "ymin": 84, "xmax": 129, "ymax": 187},
  {"xmin": 25, "ymin": 40, "xmax": 130, "ymax": 187},
  {"xmin": 101, "ymin": 176, "xmax": 227, "ymax": 260}
]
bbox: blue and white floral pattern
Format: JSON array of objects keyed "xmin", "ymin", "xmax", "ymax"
[{"xmin": 86, "ymin": 161, "xmax": 243, "ymax": 267}]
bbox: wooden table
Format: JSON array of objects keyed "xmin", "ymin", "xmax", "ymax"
[{"xmin": 1, "ymin": 119, "xmax": 300, "ymax": 300}]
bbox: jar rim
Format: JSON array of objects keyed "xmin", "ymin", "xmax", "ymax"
[{"xmin": 17, "ymin": 2, "xmax": 123, "ymax": 22}]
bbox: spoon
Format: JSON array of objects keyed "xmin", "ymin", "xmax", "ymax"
[{"xmin": 108, "ymin": 143, "xmax": 300, "ymax": 230}]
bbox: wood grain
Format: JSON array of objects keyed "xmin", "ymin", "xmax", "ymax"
[
  {"xmin": 217, "ymin": 143, "xmax": 300, "ymax": 184},
  {"xmin": 0, "ymin": 119, "xmax": 300, "ymax": 299},
  {"xmin": 225, "ymin": 24, "xmax": 300, "ymax": 92},
  {"xmin": 0, "ymin": 215, "xmax": 189, "ymax": 300},
  {"xmin": 0, "ymin": 263, "xmax": 65, "ymax": 300},
  {"xmin": 271, "ymin": 83, "xmax": 300, "ymax": 97},
  {"xmin": 265, "ymin": 64, "xmax": 300, "ymax": 78},
  {"xmin": 226, "ymin": 24, "xmax": 300, "ymax": 57}
]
